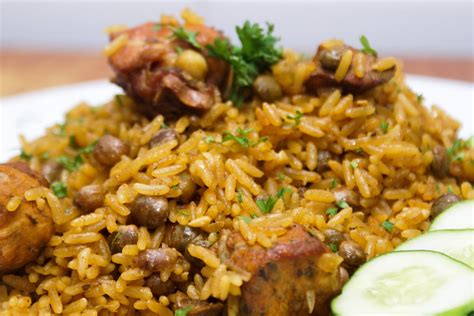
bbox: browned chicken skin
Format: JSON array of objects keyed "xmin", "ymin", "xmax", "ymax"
[
  {"xmin": 0, "ymin": 163, "xmax": 54, "ymax": 273},
  {"xmin": 306, "ymin": 44, "xmax": 395, "ymax": 94},
  {"xmin": 225, "ymin": 225, "xmax": 344, "ymax": 316},
  {"xmin": 108, "ymin": 22, "xmax": 229, "ymax": 118}
]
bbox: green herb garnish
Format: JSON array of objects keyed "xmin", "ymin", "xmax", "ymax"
[
  {"xmin": 381, "ymin": 220, "xmax": 394, "ymax": 233},
  {"xmin": 222, "ymin": 127, "xmax": 266, "ymax": 149},
  {"xmin": 160, "ymin": 122, "xmax": 169, "ymax": 129},
  {"xmin": 173, "ymin": 27, "xmax": 200, "ymax": 49},
  {"xmin": 380, "ymin": 121, "xmax": 389, "ymax": 134},
  {"xmin": 170, "ymin": 184, "xmax": 180, "ymax": 190},
  {"xmin": 54, "ymin": 123, "xmax": 66, "ymax": 137},
  {"xmin": 204, "ymin": 136, "xmax": 215, "ymax": 144},
  {"xmin": 328, "ymin": 243, "xmax": 338, "ymax": 252},
  {"xmin": 153, "ymin": 23, "xmax": 161, "ymax": 31},
  {"xmin": 350, "ymin": 160, "xmax": 359, "ymax": 169},
  {"xmin": 326, "ymin": 207, "xmax": 338, "ymax": 217},
  {"xmin": 276, "ymin": 187, "xmax": 291, "ymax": 198},
  {"xmin": 359, "ymin": 35, "xmax": 377, "ymax": 57},
  {"xmin": 286, "ymin": 111, "xmax": 303, "ymax": 126},
  {"xmin": 51, "ymin": 181, "xmax": 68, "ymax": 199},
  {"xmin": 19, "ymin": 149, "xmax": 32, "ymax": 161},
  {"xmin": 237, "ymin": 189, "xmax": 244, "ymax": 204},
  {"xmin": 57, "ymin": 155, "xmax": 84, "ymax": 172},
  {"xmin": 447, "ymin": 139, "xmax": 463, "ymax": 158},
  {"xmin": 277, "ymin": 172, "xmax": 285, "ymax": 181},
  {"xmin": 69, "ymin": 135, "xmax": 79, "ymax": 149},
  {"xmin": 207, "ymin": 22, "xmax": 282, "ymax": 105},
  {"xmin": 330, "ymin": 178, "xmax": 338, "ymax": 189},
  {"xmin": 175, "ymin": 46, "xmax": 184, "ymax": 54},
  {"xmin": 466, "ymin": 136, "xmax": 474, "ymax": 149},
  {"xmin": 41, "ymin": 152, "xmax": 50, "ymax": 160},
  {"xmin": 239, "ymin": 216, "xmax": 252, "ymax": 224},
  {"xmin": 336, "ymin": 200, "xmax": 349, "ymax": 209},
  {"xmin": 256, "ymin": 195, "xmax": 277, "ymax": 214},
  {"xmin": 77, "ymin": 141, "xmax": 97, "ymax": 154},
  {"xmin": 175, "ymin": 305, "xmax": 193, "ymax": 316},
  {"xmin": 416, "ymin": 94, "xmax": 424, "ymax": 103},
  {"xmin": 447, "ymin": 185, "xmax": 454, "ymax": 193}
]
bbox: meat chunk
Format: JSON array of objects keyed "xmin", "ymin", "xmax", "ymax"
[
  {"xmin": 174, "ymin": 291, "xmax": 224, "ymax": 316},
  {"xmin": 305, "ymin": 44, "xmax": 395, "ymax": 94},
  {"xmin": 225, "ymin": 224, "xmax": 344, "ymax": 316},
  {"xmin": 107, "ymin": 22, "xmax": 229, "ymax": 118},
  {"xmin": 0, "ymin": 163, "xmax": 54, "ymax": 273}
]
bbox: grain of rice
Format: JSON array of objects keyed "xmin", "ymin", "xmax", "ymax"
[
  {"xmin": 353, "ymin": 52, "xmax": 366, "ymax": 78},
  {"xmin": 103, "ymin": 34, "xmax": 128, "ymax": 57},
  {"xmin": 334, "ymin": 50, "xmax": 353, "ymax": 82},
  {"xmin": 6, "ymin": 196, "xmax": 22, "ymax": 212}
]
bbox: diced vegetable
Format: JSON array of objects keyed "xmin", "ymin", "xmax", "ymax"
[{"xmin": 331, "ymin": 250, "xmax": 474, "ymax": 315}]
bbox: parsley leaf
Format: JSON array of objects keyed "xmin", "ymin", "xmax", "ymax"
[
  {"xmin": 380, "ymin": 121, "xmax": 389, "ymax": 134},
  {"xmin": 173, "ymin": 27, "xmax": 200, "ymax": 49},
  {"xmin": 447, "ymin": 185, "xmax": 453, "ymax": 193},
  {"xmin": 206, "ymin": 22, "xmax": 282, "ymax": 105},
  {"xmin": 223, "ymin": 128, "xmax": 266, "ymax": 148},
  {"xmin": 237, "ymin": 189, "xmax": 244, "ymax": 204},
  {"xmin": 276, "ymin": 187, "xmax": 291, "ymax": 198},
  {"xmin": 287, "ymin": 111, "xmax": 303, "ymax": 126},
  {"xmin": 350, "ymin": 160, "xmax": 359, "ymax": 169},
  {"xmin": 204, "ymin": 136, "xmax": 215, "ymax": 144},
  {"xmin": 416, "ymin": 94, "xmax": 424, "ymax": 103},
  {"xmin": 447, "ymin": 139, "xmax": 463, "ymax": 158},
  {"xmin": 77, "ymin": 141, "xmax": 97, "ymax": 154},
  {"xmin": 41, "ymin": 152, "xmax": 50, "ymax": 160},
  {"xmin": 57, "ymin": 155, "xmax": 84, "ymax": 172},
  {"xmin": 153, "ymin": 23, "xmax": 161, "ymax": 31},
  {"xmin": 326, "ymin": 207, "xmax": 338, "ymax": 216},
  {"xmin": 256, "ymin": 196, "xmax": 277, "ymax": 214},
  {"xmin": 330, "ymin": 178, "xmax": 338, "ymax": 189},
  {"xmin": 466, "ymin": 136, "xmax": 474, "ymax": 149},
  {"xmin": 381, "ymin": 220, "xmax": 394, "ymax": 233},
  {"xmin": 239, "ymin": 216, "xmax": 252, "ymax": 223},
  {"xmin": 327, "ymin": 243, "xmax": 338, "ymax": 252},
  {"xmin": 175, "ymin": 306, "xmax": 193, "ymax": 316},
  {"xmin": 51, "ymin": 181, "xmax": 68, "ymax": 199},
  {"xmin": 20, "ymin": 149, "xmax": 32, "ymax": 161},
  {"xmin": 277, "ymin": 172, "xmax": 285, "ymax": 181},
  {"xmin": 170, "ymin": 184, "xmax": 180, "ymax": 190},
  {"xmin": 336, "ymin": 200, "xmax": 349, "ymax": 209},
  {"xmin": 359, "ymin": 35, "xmax": 377, "ymax": 57}
]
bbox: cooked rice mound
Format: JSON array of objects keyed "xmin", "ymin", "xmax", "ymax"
[{"xmin": 2, "ymin": 16, "xmax": 474, "ymax": 316}]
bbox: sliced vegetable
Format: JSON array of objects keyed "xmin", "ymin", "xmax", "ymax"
[
  {"xmin": 395, "ymin": 229, "xmax": 474, "ymax": 269},
  {"xmin": 429, "ymin": 200, "xmax": 474, "ymax": 231},
  {"xmin": 332, "ymin": 250, "xmax": 474, "ymax": 316}
]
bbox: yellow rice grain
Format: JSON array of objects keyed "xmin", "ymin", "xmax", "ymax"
[
  {"xmin": 304, "ymin": 189, "xmax": 335, "ymax": 203},
  {"xmin": 103, "ymin": 34, "xmax": 128, "ymax": 57},
  {"xmin": 372, "ymin": 57, "xmax": 397, "ymax": 71},
  {"xmin": 6, "ymin": 196, "xmax": 22, "ymax": 212},
  {"xmin": 64, "ymin": 233, "xmax": 101, "ymax": 244},
  {"xmin": 353, "ymin": 52, "xmax": 366, "ymax": 78},
  {"xmin": 334, "ymin": 50, "xmax": 353, "ymax": 82},
  {"xmin": 187, "ymin": 245, "xmax": 220, "ymax": 268}
]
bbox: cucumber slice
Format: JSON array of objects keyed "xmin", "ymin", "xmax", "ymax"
[
  {"xmin": 430, "ymin": 200, "xmax": 474, "ymax": 231},
  {"xmin": 396, "ymin": 229, "xmax": 474, "ymax": 269},
  {"xmin": 331, "ymin": 251, "xmax": 474, "ymax": 316}
]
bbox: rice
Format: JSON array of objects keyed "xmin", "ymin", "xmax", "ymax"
[{"xmin": 2, "ymin": 13, "xmax": 474, "ymax": 315}]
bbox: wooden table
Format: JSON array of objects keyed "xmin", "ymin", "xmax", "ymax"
[{"xmin": 1, "ymin": 51, "xmax": 473, "ymax": 97}]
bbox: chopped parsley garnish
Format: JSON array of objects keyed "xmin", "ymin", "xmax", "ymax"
[
  {"xmin": 381, "ymin": 220, "xmax": 394, "ymax": 233},
  {"xmin": 175, "ymin": 46, "xmax": 184, "ymax": 54},
  {"xmin": 173, "ymin": 27, "xmax": 200, "ymax": 49},
  {"xmin": 359, "ymin": 35, "xmax": 377, "ymax": 57},
  {"xmin": 41, "ymin": 152, "xmax": 50, "ymax": 160},
  {"xmin": 327, "ymin": 243, "xmax": 338, "ymax": 252},
  {"xmin": 160, "ymin": 122, "xmax": 169, "ymax": 129},
  {"xmin": 207, "ymin": 22, "xmax": 282, "ymax": 105},
  {"xmin": 57, "ymin": 155, "xmax": 84, "ymax": 172},
  {"xmin": 326, "ymin": 207, "xmax": 338, "ymax": 217},
  {"xmin": 336, "ymin": 200, "xmax": 349, "ymax": 209},
  {"xmin": 239, "ymin": 216, "xmax": 252, "ymax": 223},
  {"xmin": 51, "ymin": 181, "xmax": 68, "ymax": 199},
  {"xmin": 153, "ymin": 23, "xmax": 161, "ymax": 31},
  {"xmin": 355, "ymin": 148, "xmax": 364, "ymax": 154},
  {"xmin": 177, "ymin": 209, "xmax": 189, "ymax": 216},
  {"xmin": 115, "ymin": 95, "xmax": 125, "ymax": 107},
  {"xmin": 175, "ymin": 305, "xmax": 193, "ymax": 316},
  {"xmin": 276, "ymin": 187, "xmax": 291, "ymax": 198},
  {"xmin": 170, "ymin": 184, "xmax": 180, "ymax": 190},
  {"xmin": 77, "ymin": 141, "xmax": 97, "ymax": 154},
  {"xmin": 466, "ymin": 136, "xmax": 474, "ymax": 149},
  {"xmin": 380, "ymin": 121, "xmax": 389, "ymax": 134},
  {"xmin": 69, "ymin": 135, "xmax": 79, "ymax": 149},
  {"xmin": 286, "ymin": 111, "xmax": 303, "ymax": 126},
  {"xmin": 204, "ymin": 135, "xmax": 215, "ymax": 144},
  {"xmin": 447, "ymin": 185, "xmax": 454, "ymax": 193},
  {"xmin": 277, "ymin": 172, "xmax": 285, "ymax": 181},
  {"xmin": 416, "ymin": 94, "xmax": 424, "ymax": 103},
  {"xmin": 54, "ymin": 123, "xmax": 66, "ymax": 137},
  {"xmin": 256, "ymin": 195, "xmax": 277, "ymax": 214},
  {"xmin": 452, "ymin": 152, "xmax": 465, "ymax": 162},
  {"xmin": 19, "ymin": 149, "xmax": 32, "ymax": 161},
  {"xmin": 330, "ymin": 178, "xmax": 338, "ymax": 189},
  {"xmin": 222, "ymin": 127, "xmax": 267, "ymax": 148},
  {"xmin": 350, "ymin": 160, "xmax": 359, "ymax": 169},
  {"xmin": 237, "ymin": 188, "xmax": 244, "ymax": 204},
  {"xmin": 446, "ymin": 139, "xmax": 463, "ymax": 158}
]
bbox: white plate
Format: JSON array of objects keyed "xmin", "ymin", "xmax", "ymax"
[{"xmin": 1, "ymin": 75, "xmax": 473, "ymax": 162}]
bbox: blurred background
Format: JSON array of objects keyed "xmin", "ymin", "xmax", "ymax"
[{"xmin": 1, "ymin": 0, "xmax": 473, "ymax": 96}]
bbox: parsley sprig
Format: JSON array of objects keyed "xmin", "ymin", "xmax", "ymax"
[
  {"xmin": 222, "ymin": 128, "xmax": 267, "ymax": 148},
  {"xmin": 207, "ymin": 22, "xmax": 282, "ymax": 105},
  {"xmin": 256, "ymin": 187, "xmax": 291, "ymax": 214},
  {"xmin": 286, "ymin": 111, "xmax": 303, "ymax": 126},
  {"xmin": 172, "ymin": 26, "xmax": 201, "ymax": 49},
  {"xmin": 359, "ymin": 35, "xmax": 377, "ymax": 57}
]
